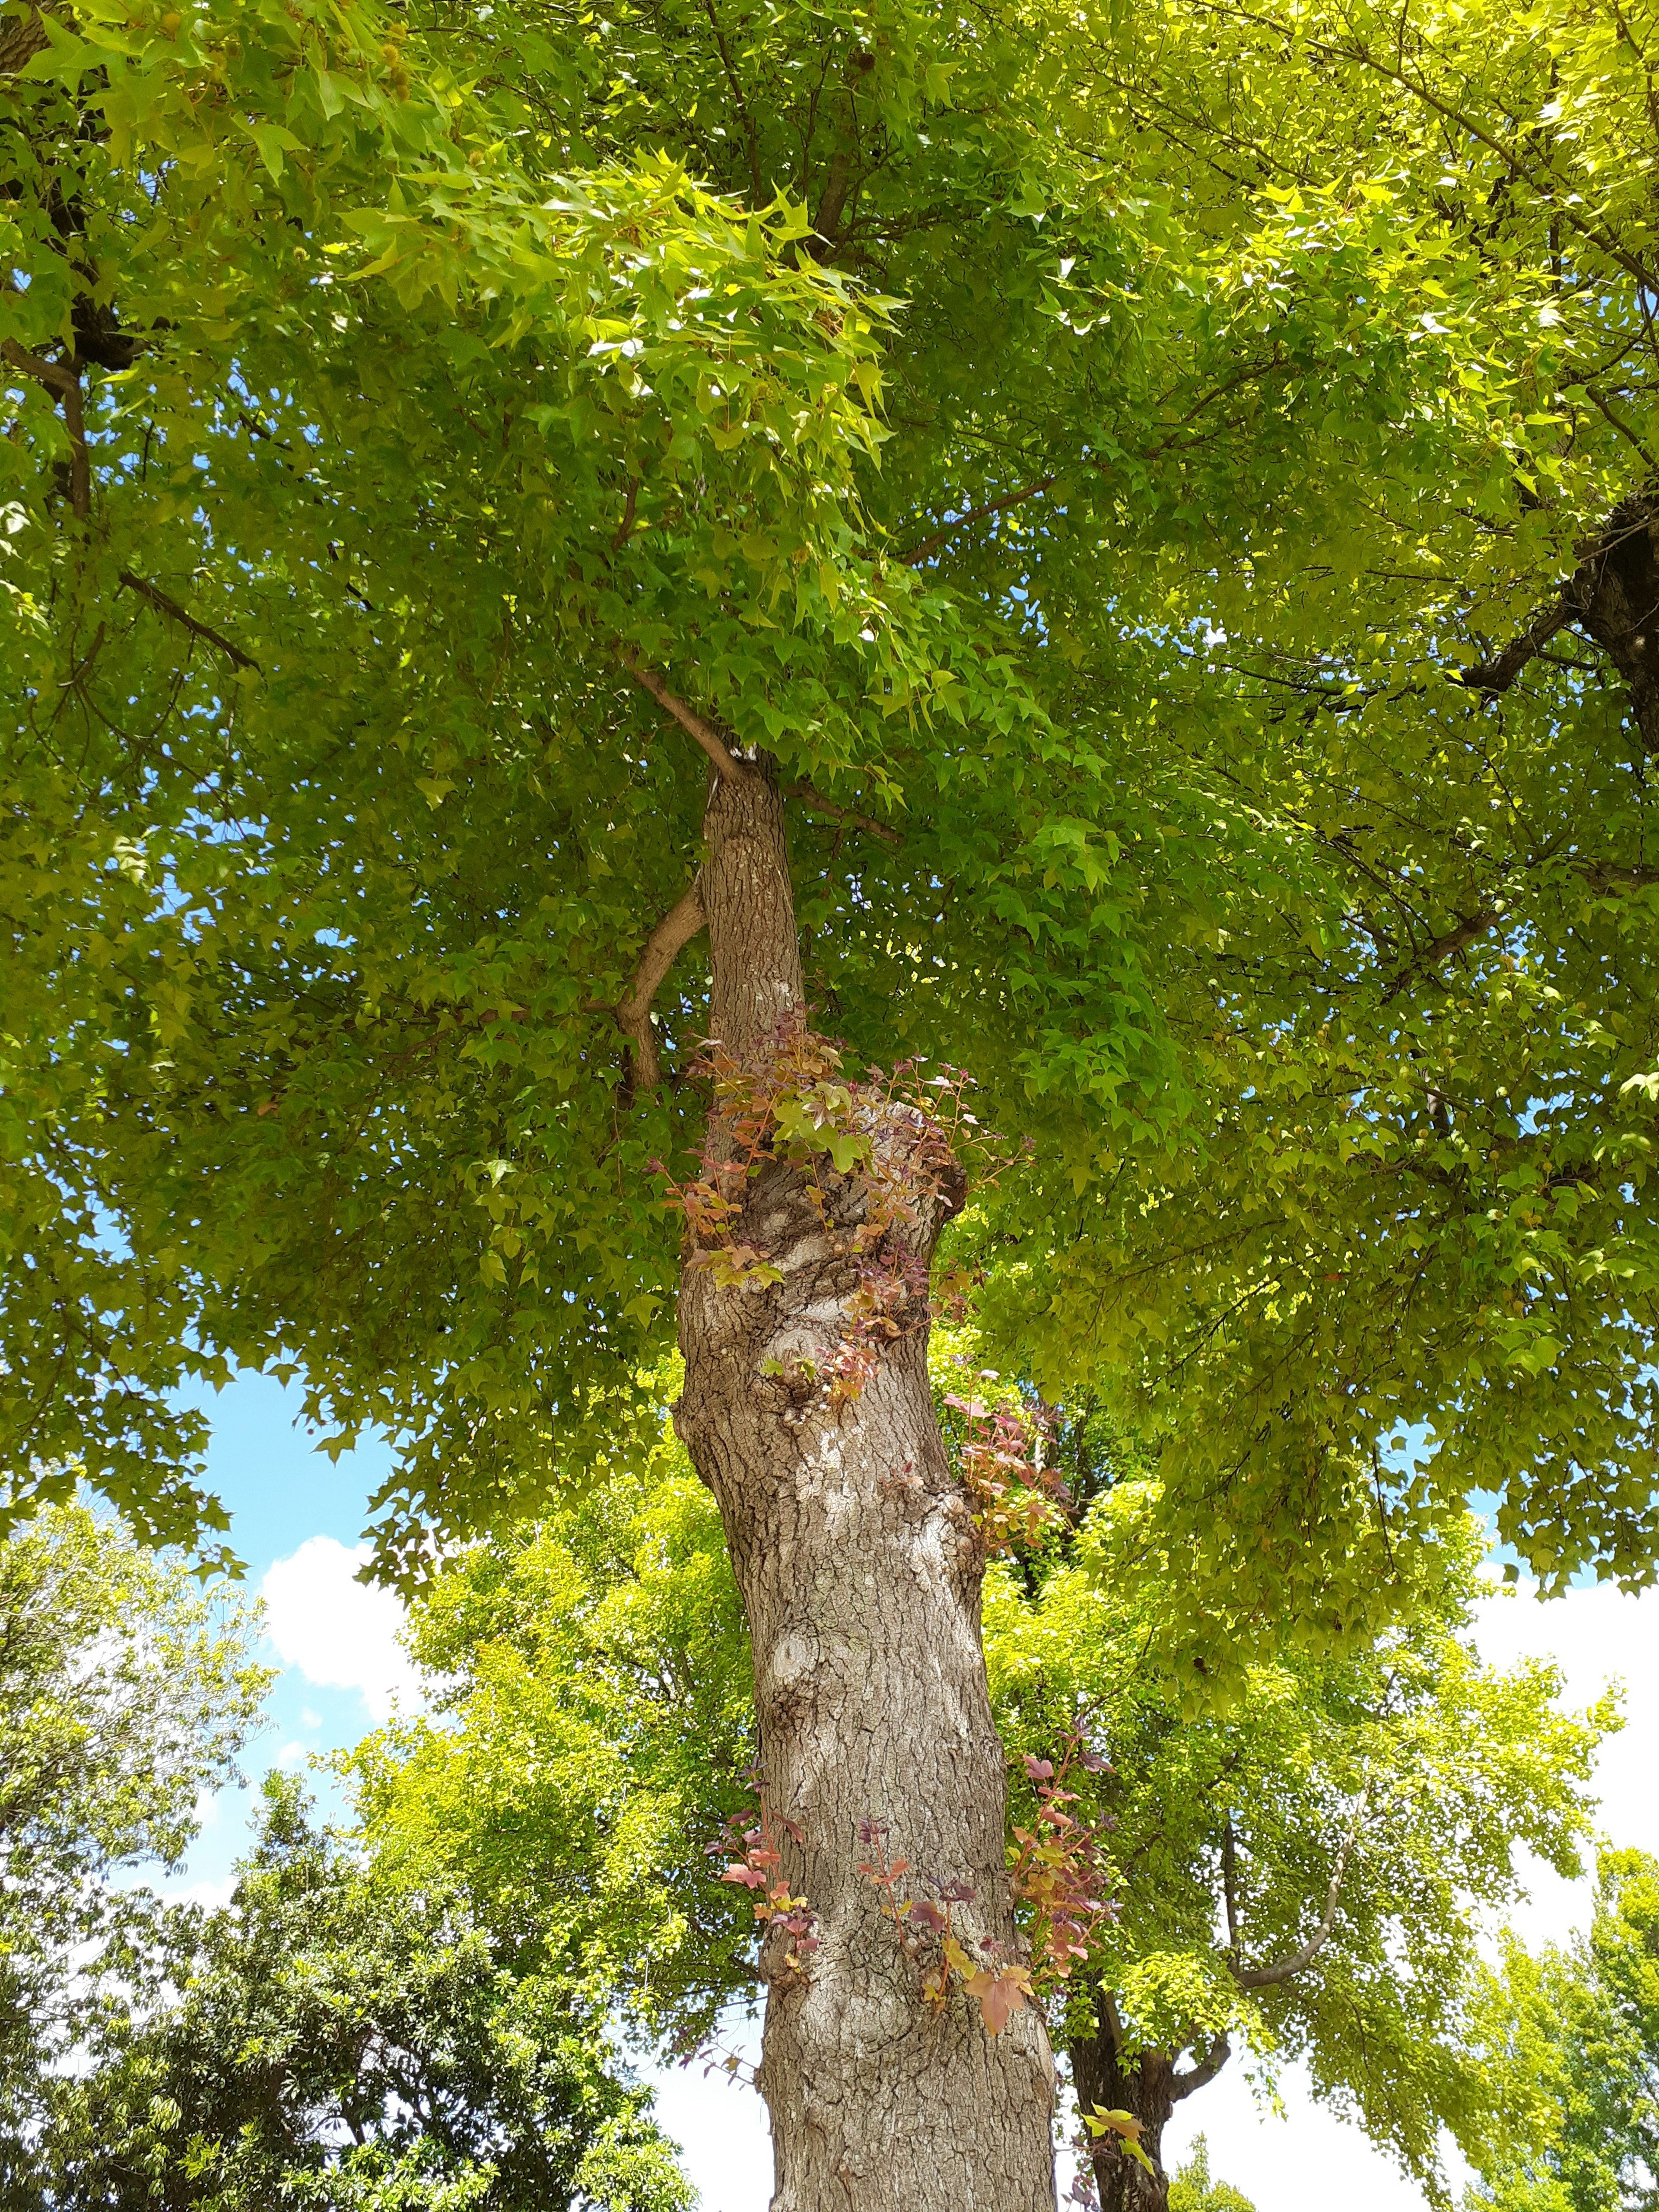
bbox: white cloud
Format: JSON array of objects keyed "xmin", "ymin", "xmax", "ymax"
[
  {"xmin": 1163, "ymin": 2061, "xmax": 1469, "ymax": 2210},
  {"xmin": 159, "ymin": 1874, "xmax": 238, "ymax": 1914},
  {"xmin": 260, "ymin": 1536, "xmax": 422, "ymax": 1725},
  {"xmin": 1471, "ymin": 1577, "xmax": 1659, "ymax": 1948},
  {"xmin": 1160, "ymin": 1578, "xmax": 1659, "ymax": 2207}
]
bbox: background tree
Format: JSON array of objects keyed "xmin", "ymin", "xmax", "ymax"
[
  {"xmin": 0, "ymin": 1503, "xmax": 267, "ymax": 2195},
  {"xmin": 988, "ymin": 1485, "xmax": 1610, "ymax": 2212},
  {"xmin": 1465, "ymin": 1848, "xmax": 1659, "ymax": 2212},
  {"xmin": 1165, "ymin": 2140, "xmax": 1255, "ymax": 2212},
  {"xmin": 35, "ymin": 1775, "xmax": 693, "ymax": 2212},
  {"xmin": 349, "ymin": 1407, "xmax": 1608, "ymax": 2212},
  {"xmin": 352, "ymin": 1443, "xmax": 757, "ymax": 2054},
  {"xmin": 9, "ymin": 0, "xmax": 1659, "ymax": 2195}
]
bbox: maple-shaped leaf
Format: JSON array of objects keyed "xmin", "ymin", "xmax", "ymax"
[
  {"xmin": 1083, "ymin": 2107, "xmax": 1155, "ymax": 2174},
  {"xmin": 966, "ymin": 1963, "xmax": 1033, "ymax": 2035}
]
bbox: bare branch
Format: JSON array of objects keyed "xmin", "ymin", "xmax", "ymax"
[
  {"xmin": 1382, "ymin": 908, "xmax": 1500, "ymax": 1001},
  {"xmin": 1, "ymin": 337, "xmax": 76, "ymax": 396},
  {"xmin": 785, "ymin": 780, "xmax": 901, "ymax": 846},
  {"xmin": 619, "ymin": 651, "xmax": 749, "ymax": 785},
  {"xmin": 1231, "ymin": 1783, "xmax": 1371, "ymax": 1990},
  {"xmin": 899, "ymin": 475, "xmax": 1058, "ymax": 566},
  {"xmin": 118, "ymin": 570, "xmax": 261, "ymax": 672},
  {"xmin": 617, "ymin": 878, "xmax": 708, "ymax": 1091}
]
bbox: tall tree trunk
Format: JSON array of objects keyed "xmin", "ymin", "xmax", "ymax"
[
  {"xmin": 674, "ymin": 759, "xmax": 1058, "ymax": 2212},
  {"xmin": 1070, "ymin": 2031, "xmax": 1179, "ymax": 2212}
]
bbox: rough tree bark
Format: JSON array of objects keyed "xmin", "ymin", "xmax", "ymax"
[
  {"xmin": 673, "ymin": 757, "xmax": 1058, "ymax": 2212},
  {"xmin": 1462, "ymin": 489, "xmax": 1659, "ymax": 752},
  {"xmin": 1071, "ymin": 2010, "xmax": 1230, "ymax": 2212}
]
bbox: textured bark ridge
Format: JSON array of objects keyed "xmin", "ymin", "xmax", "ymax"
[{"xmin": 674, "ymin": 760, "xmax": 1058, "ymax": 2212}]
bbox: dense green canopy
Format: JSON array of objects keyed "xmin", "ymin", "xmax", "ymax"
[
  {"xmin": 0, "ymin": 1504, "xmax": 267, "ymax": 2197},
  {"xmin": 3, "ymin": 0, "xmax": 1656, "ymax": 1626},
  {"xmin": 1467, "ymin": 1848, "xmax": 1659, "ymax": 2212},
  {"xmin": 35, "ymin": 1777, "xmax": 693, "ymax": 2212}
]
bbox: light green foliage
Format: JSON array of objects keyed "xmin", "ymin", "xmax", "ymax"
[
  {"xmin": 351, "ymin": 1431, "xmax": 1609, "ymax": 2202},
  {"xmin": 33, "ymin": 1775, "xmax": 693, "ymax": 2212},
  {"xmin": 1465, "ymin": 1849, "xmax": 1659, "ymax": 2212},
  {"xmin": 964, "ymin": 0, "xmax": 1659, "ymax": 1628},
  {"xmin": 1168, "ymin": 2138, "xmax": 1256, "ymax": 2212},
  {"xmin": 350, "ymin": 1449, "xmax": 756, "ymax": 2046},
  {"xmin": 3, "ymin": 0, "xmax": 1657, "ymax": 1639},
  {"xmin": 985, "ymin": 1480, "xmax": 1613, "ymax": 2204},
  {"xmin": 0, "ymin": 1503, "xmax": 268, "ymax": 2188}
]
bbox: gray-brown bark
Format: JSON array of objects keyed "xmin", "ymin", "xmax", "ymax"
[
  {"xmin": 1461, "ymin": 490, "xmax": 1659, "ymax": 751},
  {"xmin": 1070, "ymin": 2012, "xmax": 1230, "ymax": 2212},
  {"xmin": 673, "ymin": 758, "xmax": 1057, "ymax": 2212},
  {"xmin": 1567, "ymin": 492, "xmax": 1659, "ymax": 751}
]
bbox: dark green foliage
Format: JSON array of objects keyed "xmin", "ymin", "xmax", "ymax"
[
  {"xmin": 35, "ymin": 1777, "xmax": 693, "ymax": 2212},
  {"xmin": 0, "ymin": 1505, "xmax": 267, "ymax": 2191}
]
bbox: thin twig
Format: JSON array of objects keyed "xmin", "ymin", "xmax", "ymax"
[
  {"xmin": 118, "ymin": 571, "xmax": 261, "ymax": 671},
  {"xmin": 785, "ymin": 780, "xmax": 901, "ymax": 846},
  {"xmin": 899, "ymin": 475, "xmax": 1058, "ymax": 565},
  {"xmin": 1381, "ymin": 908, "xmax": 1500, "ymax": 1000}
]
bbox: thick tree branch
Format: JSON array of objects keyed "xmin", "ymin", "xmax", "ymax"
[
  {"xmin": 1579, "ymin": 858, "xmax": 1659, "ymax": 892},
  {"xmin": 785, "ymin": 780, "xmax": 901, "ymax": 845},
  {"xmin": 1231, "ymin": 1784, "xmax": 1371, "ymax": 1990},
  {"xmin": 616, "ymin": 878, "xmax": 708, "ymax": 1091},
  {"xmin": 2, "ymin": 335, "xmax": 76, "ymax": 396},
  {"xmin": 619, "ymin": 651, "xmax": 749, "ymax": 784},
  {"xmin": 1382, "ymin": 908, "xmax": 1500, "ymax": 1000},
  {"xmin": 1170, "ymin": 2035, "xmax": 1232, "ymax": 2102},
  {"xmin": 118, "ymin": 570, "xmax": 261, "ymax": 671},
  {"xmin": 1458, "ymin": 598, "xmax": 1571, "ymax": 695}
]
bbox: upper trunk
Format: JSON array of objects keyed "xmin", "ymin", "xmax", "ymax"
[{"xmin": 673, "ymin": 759, "xmax": 1057, "ymax": 2212}]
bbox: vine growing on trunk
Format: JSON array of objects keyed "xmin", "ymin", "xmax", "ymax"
[
  {"xmin": 710, "ymin": 1773, "xmax": 819, "ymax": 1976},
  {"xmin": 941, "ymin": 1386, "xmax": 1071, "ymax": 1554},
  {"xmin": 855, "ymin": 1732, "xmax": 1118, "ymax": 2041},
  {"xmin": 856, "ymin": 1818, "xmax": 1036, "ymax": 2036},
  {"xmin": 655, "ymin": 1017, "xmax": 1014, "ymax": 1407}
]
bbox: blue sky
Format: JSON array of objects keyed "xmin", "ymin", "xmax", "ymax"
[{"xmin": 168, "ymin": 1369, "xmax": 401, "ymax": 1893}]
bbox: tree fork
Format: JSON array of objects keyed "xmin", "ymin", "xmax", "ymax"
[{"xmin": 673, "ymin": 759, "xmax": 1057, "ymax": 2212}]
